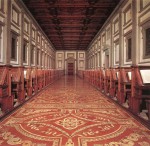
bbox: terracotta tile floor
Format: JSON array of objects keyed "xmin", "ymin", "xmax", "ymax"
[{"xmin": 0, "ymin": 76, "xmax": 150, "ymax": 146}]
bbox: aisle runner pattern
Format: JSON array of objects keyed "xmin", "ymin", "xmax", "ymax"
[{"xmin": 0, "ymin": 76, "xmax": 150, "ymax": 146}]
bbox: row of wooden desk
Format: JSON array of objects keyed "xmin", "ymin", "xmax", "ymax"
[
  {"xmin": 0, "ymin": 65, "xmax": 64, "ymax": 117},
  {"xmin": 78, "ymin": 66, "xmax": 150, "ymax": 125}
]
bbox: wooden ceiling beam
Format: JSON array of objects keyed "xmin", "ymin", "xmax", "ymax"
[
  {"xmin": 36, "ymin": 15, "xmax": 107, "ymax": 19},
  {"xmin": 27, "ymin": 3, "xmax": 116, "ymax": 8}
]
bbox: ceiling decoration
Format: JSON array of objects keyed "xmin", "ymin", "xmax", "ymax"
[{"xmin": 23, "ymin": 0, "xmax": 121, "ymax": 50}]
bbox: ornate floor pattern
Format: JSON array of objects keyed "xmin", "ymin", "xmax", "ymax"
[{"xmin": 0, "ymin": 76, "xmax": 150, "ymax": 146}]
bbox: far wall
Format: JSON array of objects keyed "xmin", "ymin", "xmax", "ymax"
[{"xmin": 56, "ymin": 51, "xmax": 86, "ymax": 74}]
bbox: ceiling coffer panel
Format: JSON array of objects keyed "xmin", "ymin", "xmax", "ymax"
[{"xmin": 23, "ymin": 0, "xmax": 121, "ymax": 50}]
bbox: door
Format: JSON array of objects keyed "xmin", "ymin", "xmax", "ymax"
[{"xmin": 68, "ymin": 63, "xmax": 74, "ymax": 75}]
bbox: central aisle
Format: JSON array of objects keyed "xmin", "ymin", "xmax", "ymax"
[{"xmin": 0, "ymin": 76, "xmax": 150, "ymax": 146}]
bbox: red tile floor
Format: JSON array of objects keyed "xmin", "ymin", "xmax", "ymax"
[{"xmin": 0, "ymin": 76, "xmax": 150, "ymax": 146}]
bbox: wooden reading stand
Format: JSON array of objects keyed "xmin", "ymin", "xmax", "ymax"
[
  {"xmin": 37, "ymin": 68, "xmax": 43, "ymax": 91},
  {"xmin": 10, "ymin": 66, "xmax": 25, "ymax": 106},
  {"xmin": 109, "ymin": 68, "xmax": 119, "ymax": 100},
  {"xmin": 99, "ymin": 68, "xmax": 105, "ymax": 91},
  {"xmin": 118, "ymin": 67, "xmax": 132, "ymax": 108},
  {"xmin": 0, "ymin": 65, "xmax": 14, "ymax": 114},
  {"xmin": 104, "ymin": 69, "xmax": 111, "ymax": 95},
  {"xmin": 31, "ymin": 67, "xmax": 37, "ymax": 94},
  {"xmin": 24, "ymin": 67, "xmax": 32, "ymax": 98},
  {"xmin": 131, "ymin": 65, "xmax": 150, "ymax": 120}
]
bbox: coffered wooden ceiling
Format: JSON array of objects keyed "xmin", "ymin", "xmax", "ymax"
[{"xmin": 23, "ymin": 0, "xmax": 121, "ymax": 50}]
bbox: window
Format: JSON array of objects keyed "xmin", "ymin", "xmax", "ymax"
[
  {"xmin": 107, "ymin": 28, "xmax": 110, "ymax": 40},
  {"xmin": 11, "ymin": 36, "xmax": 17, "ymax": 60},
  {"xmin": 23, "ymin": 41, "xmax": 28, "ymax": 63},
  {"xmin": 12, "ymin": 6, "xmax": 19, "ymax": 25},
  {"xmin": 0, "ymin": 0, "xmax": 4, "ymax": 12},
  {"xmin": 114, "ymin": 42, "xmax": 119, "ymax": 64},
  {"xmin": 0, "ymin": 26, "xmax": 3, "ymax": 61},
  {"xmin": 42, "ymin": 39, "xmax": 44, "ymax": 47},
  {"xmin": 140, "ymin": 0, "xmax": 150, "ymax": 10},
  {"xmin": 37, "ymin": 49, "xmax": 39, "ymax": 65},
  {"xmin": 42, "ymin": 52, "xmax": 44, "ymax": 67},
  {"xmin": 124, "ymin": 6, "xmax": 131, "ymax": 25},
  {"xmin": 31, "ymin": 45, "xmax": 34, "ymax": 64},
  {"xmin": 127, "ymin": 38, "xmax": 132, "ymax": 61},
  {"xmin": 24, "ymin": 19, "xmax": 29, "ymax": 33},
  {"xmin": 145, "ymin": 28, "xmax": 150, "ymax": 57},
  {"xmin": 102, "ymin": 34, "xmax": 105, "ymax": 44},
  {"xmin": 37, "ymin": 34, "xmax": 40, "ymax": 43},
  {"xmin": 32, "ymin": 28, "xmax": 35, "ymax": 39},
  {"xmin": 98, "ymin": 51, "xmax": 101, "ymax": 67},
  {"xmin": 114, "ymin": 19, "xmax": 119, "ymax": 34}
]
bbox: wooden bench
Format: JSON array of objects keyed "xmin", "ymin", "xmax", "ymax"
[
  {"xmin": 99, "ymin": 68, "xmax": 105, "ymax": 92},
  {"xmin": 45, "ymin": 69, "xmax": 50, "ymax": 86},
  {"xmin": 0, "ymin": 65, "xmax": 14, "ymax": 114},
  {"xmin": 131, "ymin": 66, "xmax": 150, "ymax": 120},
  {"xmin": 104, "ymin": 69, "xmax": 111, "ymax": 95},
  {"xmin": 24, "ymin": 67, "xmax": 32, "ymax": 98},
  {"xmin": 109, "ymin": 68, "xmax": 119, "ymax": 99},
  {"xmin": 31, "ymin": 67, "xmax": 37, "ymax": 94},
  {"xmin": 11, "ymin": 66, "xmax": 25, "ymax": 106},
  {"xmin": 37, "ymin": 69, "xmax": 43, "ymax": 91},
  {"xmin": 95, "ymin": 70, "xmax": 100, "ymax": 88},
  {"xmin": 97, "ymin": 70, "xmax": 101, "ymax": 89},
  {"xmin": 118, "ymin": 67, "xmax": 132, "ymax": 108}
]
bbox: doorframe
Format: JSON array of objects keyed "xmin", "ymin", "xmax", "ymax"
[
  {"xmin": 67, "ymin": 62, "xmax": 74, "ymax": 75},
  {"xmin": 65, "ymin": 57, "xmax": 76, "ymax": 75}
]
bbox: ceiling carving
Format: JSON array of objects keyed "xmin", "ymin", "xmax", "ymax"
[{"xmin": 23, "ymin": 0, "xmax": 121, "ymax": 50}]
